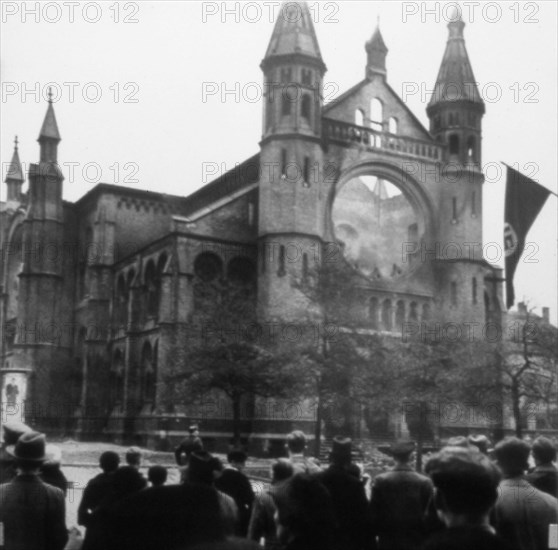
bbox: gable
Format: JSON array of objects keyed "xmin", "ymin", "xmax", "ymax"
[{"xmin": 324, "ymin": 77, "xmax": 432, "ymax": 141}]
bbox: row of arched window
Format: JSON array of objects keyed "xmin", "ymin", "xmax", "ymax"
[
  {"xmin": 354, "ymin": 98, "xmax": 398, "ymax": 135},
  {"xmin": 369, "ymin": 297, "xmax": 431, "ymax": 332},
  {"xmin": 433, "ymin": 111, "xmax": 478, "ymax": 130},
  {"xmin": 114, "ymin": 252, "xmax": 168, "ymax": 326},
  {"xmin": 110, "ymin": 340, "xmax": 158, "ymax": 410}
]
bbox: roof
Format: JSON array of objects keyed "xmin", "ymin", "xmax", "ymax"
[
  {"xmin": 74, "ymin": 153, "xmax": 260, "ymax": 218},
  {"xmin": 428, "ymin": 18, "xmax": 483, "ymax": 107},
  {"xmin": 5, "ymin": 144, "xmax": 24, "ymax": 183},
  {"xmin": 38, "ymin": 101, "xmax": 61, "ymax": 141},
  {"xmin": 366, "ymin": 26, "xmax": 388, "ymax": 53},
  {"xmin": 262, "ymin": 1, "xmax": 325, "ymax": 69}
]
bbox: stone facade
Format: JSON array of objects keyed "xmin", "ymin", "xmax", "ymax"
[{"xmin": 1, "ymin": 3, "xmax": 505, "ymax": 451}]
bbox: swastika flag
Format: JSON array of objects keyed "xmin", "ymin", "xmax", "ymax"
[{"xmin": 504, "ymin": 165, "xmax": 550, "ymax": 309}]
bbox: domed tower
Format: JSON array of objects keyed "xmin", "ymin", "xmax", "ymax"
[
  {"xmin": 427, "ymin": 12, "xmax": 487, "ymax": 324},
  {"xmin": 258, "ymin": 1, "xmax": 326, "ymax": 322},
  {"xmin": 4, "ymin": 136, "xmax": 25, "ymax": 203},
  {"xmin": 365, "ymin": 23, "xmax": 388, "ymax": 80}
]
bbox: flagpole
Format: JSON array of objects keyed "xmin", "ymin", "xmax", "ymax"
[{"xmin": 500, "ymin": 161, "xmax": 558, "ymax": 198}]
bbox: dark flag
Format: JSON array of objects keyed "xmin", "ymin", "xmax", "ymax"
[{"xmin": 504, "ymin": 165, "xmax": 551, "ymax": 308}]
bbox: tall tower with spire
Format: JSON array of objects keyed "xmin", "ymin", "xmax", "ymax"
[
  {"xmin": 427, "ymin": 11, "xmax": 487, "ymax": 322},
  {"xmin": 12, "ymin": 91, "xmax": 69, "ymax": 426},
  {"xmin": 258, "ymin": 1, "xmax": 327, "ymax": 321}
]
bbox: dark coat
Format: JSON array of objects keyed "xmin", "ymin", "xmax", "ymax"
[
  {"xmin": 40, "ymin": 463, "xmax": 69, "ymax": 495},
  {"xmin": 0, "ymin": 447, "xmax": 17, "ymax": 484},
  {"xmin": 369, "ymin": 464, "xmax": 433, "ymax": 550},
  {"xmin": 0, "ymin": 473, "xmax": 68, "ymax": 550},
  {"xmin": 77, "ymin": 471, "xmax": 116, "ymax": 526},
  {"xmin": 526, "ymin": 463, "xmax": 558, "ymax": 498},
  {"xmin": 421, "ymin": 526, "xmax": 518, "ymax": 550},
  {"xmin": 492, "ymin": 477, "xmax": 558, "ymax": 550},
  {"xmin": 215, "ymin": 467, "xmax": 255, "ymax": 536},
  {"xmin": 317, "ymin": 464, "xmax": 372, "ymax": 550}
]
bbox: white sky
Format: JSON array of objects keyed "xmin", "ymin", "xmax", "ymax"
[{"xmin": 1, "ymin": 1, "xmax": 557, "ymax": 322}]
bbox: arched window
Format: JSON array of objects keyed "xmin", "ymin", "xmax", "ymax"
[
  {"xmin": 472, "ymin": 277, "xmax": 478, "ymax": 304},
  {"xmin": 144, "ymin": 260, "xmax": 159, "ymax": 318},
  {"xmin": 370, "ymin": 98, "xmax": 383, "ymax": 131},
  {"xmin": 395, "ymin": 300, "xmax": 405, "ymax": 329},
  {"xmin": 409, "ymin": 301, "xmax": 418, "ymax": 321},
  {"xmin": 116, "ymin": 274, "xmax": 128, "ymax": 326},
  {"xmin": 141, "ymin": 341, "xmax": 155, "ymax": 405},
  {"xmin": 369, "ymin": 297, "xmax": 379, "ymax": 329},
  {"xmin": 302, "ymin": 253, "xmax": 309, "ymax": 280},
  {"xmin": 112, "ymin": 349, "xmax": 125, "ymax": 407},
  {"xmin": 301, "ymin": 94, "xmax": 311, "ymax": 121},
  {"xmin": 278, "ymin": 245, "xmax": 286, "ymax": 276},
  {"xmin": 355, "ymin": 108, "xmax": 364, "ymax": 126},
  {"xmin": 422, "ymin": 303, "xmax": 431, "ymax": 321},
  {"xmin": 388, "ymin": 117, "xmax": 398, "ymax": 134},
  {"xmin": 382, "ymin": 299, "xmax": 392, "ymax": 331},
  {"xmin": 451, "ymin": 282, "xmax": 458, "ymax": 307},
  {"xmin": 194, "ymin": 253, "xmax": 223, "ymax": 282},
  {"xmin": 281, "ymin": 94, "xmax": 291, "ymax": 116},
  {"xmin": 449, "ymin": 134, "xmax": 459, "ymax": 155},
  {"xmin": 467, "ymin": 136, "xmax": 476, "ymax": 161}
]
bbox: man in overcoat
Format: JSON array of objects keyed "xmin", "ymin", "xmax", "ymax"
[
  {"xmin": 0, "ymin": 431, "xmax": 68, "ymax": 550},
  {"xmin": 369, "ymin": 440, "xmax": 433, "ymax": 550}
]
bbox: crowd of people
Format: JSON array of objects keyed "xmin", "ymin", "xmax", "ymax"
[{"xmin": 0, "ymin": 420, "xmax": 557, "ymax": 550}]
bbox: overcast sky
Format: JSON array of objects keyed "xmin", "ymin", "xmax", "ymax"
[{"xmin": 1, "ymin": 1, "xmax": 556, "ymax": 322}]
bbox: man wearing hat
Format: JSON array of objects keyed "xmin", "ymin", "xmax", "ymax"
[
  {"xmin": 0, "ymin": 431, "xmax": 68, "ymax": 549},
  {"xmin": 492, "ymin": 437, "xmax": 557, "ymax": 550},
  {"xmin": 317, "ymin": 436, "xmax": 371, "ymax": 550},
  {"xmin": 0, "ymin": 420, "xmax": 32, "ymax": 484},
  {"xmin": 214, "ymin": 449, "xmax": 255, "ymax": 537},
  {"xmin": 369, "ymin": 440, "xmax": 433, "ymax": 550},
  {"xmin": 526, "ymin": 435, "xmax": 558, "ymax": 498},
  {"xmin": 174, "ymin": 423, "xmax": 203, "ymax": 466},
  {"xmin": 422, "ymin": 446, "xmax": 513, "ymax": 549},
  {"xmin": 468, "ymin": 434, "xmax": 491, "ymax": 455}
]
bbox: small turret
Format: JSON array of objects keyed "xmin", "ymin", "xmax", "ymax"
[
  {"xmin": 365, "ymin": 21, "xmax": 388, "ymax": 79},
  {"xmin": 426, "ymin": 8, "xmax": 484, "ymax": 167},
  {"xmin": 38, "ymin": 88, "xmax": 61, "ymax": 163},
  {"xmin": 5, "ymin": 136, "xmax": 24, "ymax": 202}
]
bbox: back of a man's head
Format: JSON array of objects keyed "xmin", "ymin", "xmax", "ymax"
[
  {"xmin": 100, "ymin": 451, "xmax": 120, "ymax": 473},
  {"xmin": 494, "ymin": 437, "xmax": 530, "ymax": 477},
  {"xmin": 126, "ymin": 446, "xmax": 142, "ymax": 467},
  {"xmin": 148, "ymin": 465, "xmax": 168, "ymax": 487},
  {"xmin": 286, "ymin": 431, "xmax": 306, "ymax": 454},
  {"xmin": 272, "ymin": 458, "xmax": 295, "ymax": 483},
  {"xmin": 426, "ymin": 447, "xmax": 501, "ymax": 521},
  {"xmin": 532, "ymin": 436, "xmax": 557, "ymax": 465}
]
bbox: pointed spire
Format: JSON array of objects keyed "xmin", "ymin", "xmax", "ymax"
[
  {"xmin": 38, "ymin": 87, "xmax": 61, "ymax": 142},
  {"xmin": 428, "ymin": 8, "xmax": 483, "ymax": 106},
  {"xmin": 5, "ymin": 136, "xmax": 24, "ymax": 183},
  {"xmin": 37, "ymin": 88, "xmax": 61, "ymax": 163},
  {"xmin": 262, "ymin": 1, "xmax": 325, "ymax": 71},
  {"xmin": 365, "ymin": 22, "xmax": 388, "ymax": 79}
]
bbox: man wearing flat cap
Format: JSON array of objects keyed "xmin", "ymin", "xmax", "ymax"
[
  {"xmin": 0, "ymin": 431, "xmax": 68, "ymax": 550},
  {"xmin": 526, "ymin": 436, "xmax": 558, "ymax": 498},
  {"xmin": 492, "ymin": 437, "xmax": 558, "ymax": 550},
  {"xmin": 369, "ymin": 440, "xmax": 433, "ymax": 550},
  {"xmin": 422, "ymin": 446, "xmax": 513, "ymax": 549},
  {"xmin": 0, "ymin": 420, "xmax": 32, "ymax": 484},
  {"xmin": 317, "ymin": 436, "xmax": 371, "ymax": 550}
]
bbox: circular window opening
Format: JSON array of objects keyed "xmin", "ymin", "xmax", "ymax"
[
  {"xmin": 194, "ymin": 253, "xmax": 223, "ymax": 283},
  {"xmin": 332, "ymin": 175, "xmax": 424, "ymax": 280}
]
